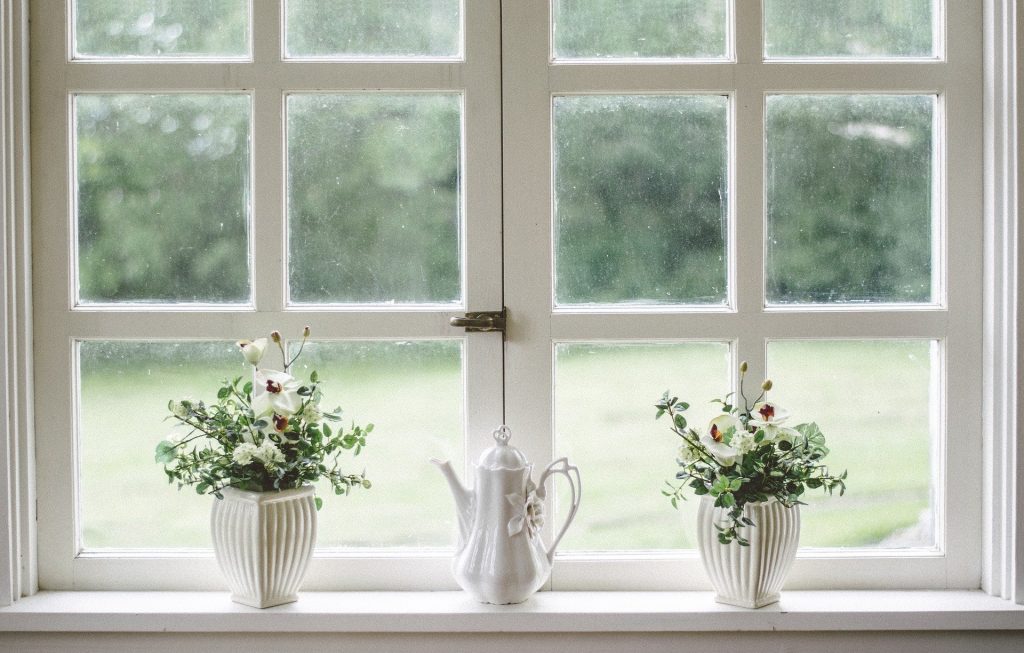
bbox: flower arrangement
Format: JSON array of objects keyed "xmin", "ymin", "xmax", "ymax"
[
  {"xmin": 655, "ymin": 362, "xmax": 846, "ymax": 545},
  {"xmin": 156, "ymin": 327, "xmax": 372, "ymax": 509}
]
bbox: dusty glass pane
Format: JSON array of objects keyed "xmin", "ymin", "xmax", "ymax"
[
  {"xmin": 765, "ymin": 0, "xmax": 934, "ymax": 59},
  {"xmin": 766, "ymin": 95, "xmax": 934, "ymax": 304},
  {"xmin": 554, "ymin": 342, "xmax": 731, "ymax": 550},
  {"xmin": 767, "ymin": 340, "xmax": 936, "ymax": 548},
  {"xmin": 553, "ymin": 0, "xmax": 727, "ymax": 59},
  {"xmin": 286, "ymin": 0, "xmax": 461, "ymax": 58},
  {"xmin": 78, "ymin": 339, "xmax": 463, "ymax": 549},
  {"xmin": 76, "ymin": 95, "xmax": 251, "ymax": 304},
  {"xmin": 79, "ymin": 341, "xmax": 247, "ymax": 548},
  {"xmin": 74, "ymin": 0, "xmax": 249, "ymax": 58},
  {"xmin": 554, "ymin": 95, "xmax": 728, "ymax": 306},
  {"xmin": 288, "ymin": 94, "xmax": 462, "ymax": 304},
  {"xmin": 291, "ymin": 340, "xmax": 464, "ymax": 547}
]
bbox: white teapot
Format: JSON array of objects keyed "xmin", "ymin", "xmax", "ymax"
[{"xmin": 431, "ymin": 426, "xmax": 582, "ymax": 604}]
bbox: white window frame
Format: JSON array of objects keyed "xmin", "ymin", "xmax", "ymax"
[
  {"xmin": 0, "ymin": 0, "xmax": 1021, "ymax": 603},
  {"xmin": 505, "ymin": 0, "xmax": 982, "ymax": 590},
  {"xmin": 24, "ymin": 0, "xmax": 505, "ymax": 591}
]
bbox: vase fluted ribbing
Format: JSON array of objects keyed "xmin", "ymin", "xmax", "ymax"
[
  {"xmin": 210, "ymin": 485, "xmax": 317, "ymax": 608},
  {"xmin": 696, "ymin": 496, "xmax": 800, "ymax": 608}
]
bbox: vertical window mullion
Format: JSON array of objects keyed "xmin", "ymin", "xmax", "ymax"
[{"xmin": 251, "ymin": 1, "xmax": 283, "ymax": 311}]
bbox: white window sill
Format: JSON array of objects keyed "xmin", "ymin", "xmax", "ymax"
[{"xmin": 0, "ymin": 591, "xmax": 1022, "ymax": 633}]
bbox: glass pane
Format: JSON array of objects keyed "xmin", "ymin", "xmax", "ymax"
[
  {"xmin": 79, "ymin": 339, "xmax": 463, "ymax": 549},
  {"xmin": 554, "ymin": 95, "xmax": 728, "ymax": 306},
  {"xmin": 553, "ymin": 0, "xmax": 727, "ymax": 60},
  {"xmin": 765, "ymin": 0, "xmax": 934, "ymax": 59},
  {"xmin": 79, "ymin": 341, "xmax": 246, "ymax": 548},
  {"xmin": 74, "ymin": 0, "xmax": 249, "ymax": 58},
  {"xmin": 288, "ymin": 94, "xmax": 462, "ymax": 304},
  {"xmin": 291, "ymin": 340, "xmax": 464, "ymax": 547},
  {"xmin": 76, "ymin": 95, "xmax": 251, "ymax": 304},
  {"xmin": 766, "ymin": 95, "xmax": 934, "ymax": 305},
  {"xmin": 767, "ymin": 340, "xmax": 936, "ymax": 549},
  {"xmin": 554, "ymin": 342, "xmax": 731, "ymax": 550},
  {"xmin": 286, "ymin": 0, "xmax": 461, "ymax": 58}
]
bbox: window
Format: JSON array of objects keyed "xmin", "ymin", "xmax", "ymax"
[{"xmin": 27, "ymin": 0, "xmax": 986, "ymax": 592}]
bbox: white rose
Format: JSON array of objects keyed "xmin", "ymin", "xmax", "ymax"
[
  {"xmin": 252, "ymin": 369, "xmax": 302, "ymax": 417},
  {"xmin": 232, "ymin": 443, "xmax": 258, "ymax": 465},
  {"xmin": 236, "ymin": 337, "xmax": 268, "ymax": 366}
]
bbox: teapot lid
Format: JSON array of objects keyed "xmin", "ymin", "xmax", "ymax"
[{"xmin": 476, "ymin": 426, "xmax": 529, "ymax": 470}]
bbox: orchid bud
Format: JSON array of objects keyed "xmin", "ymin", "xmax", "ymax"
[
  {"xmin": 761, "ymin": 379, "xmax": 773, "ymax": 391},
  {"xmin": 236, "ymin": 338, "xmax": 267, "ymax": 366},
  {"xmin": 303, "ymin": 325, "xmax": 311, "ymax": 338},
  {"xmin": 739, "ymin": 361, "xmax": 748, "ymax": 374},
  {"xmin": 270, "ymin": 330, "xmax": 282, "ymax": 344}
]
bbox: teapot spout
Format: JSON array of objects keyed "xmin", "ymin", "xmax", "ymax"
[{"xmin": 430, "ymin": 458, "xmax": 474, "ymax": 543}]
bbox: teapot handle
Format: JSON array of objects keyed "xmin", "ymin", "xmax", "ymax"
[{"xmin": 538, "ymin": 457, "xmax": 582, "ymax": 564}]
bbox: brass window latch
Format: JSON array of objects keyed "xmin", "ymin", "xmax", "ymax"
[{"xmin": 449, "ymin": 307, "xmax": 507, "ymax": 334}]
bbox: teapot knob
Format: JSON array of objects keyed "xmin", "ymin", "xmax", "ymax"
[{"xmin": 492, "ymin": 425, "xmax": 512, "ymax": 446}]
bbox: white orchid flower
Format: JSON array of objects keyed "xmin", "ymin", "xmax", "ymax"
[
  {"xmin": 252, "ymin": 369, "xmax": 303, "ymax": 417},
  {"xmin": 708, "ymin": 414, "xmax": 742, "ymax": 443},
  {"xmin": 748, "ymin": 402, "xmax": 791, "ymax": 428},
  {"xmin": 236, "ymin": 337, "xmax": 268, "ymax": 367},
  {"xmin": 700, "ymin": 433, "xmax": 741, "ymax": 467}
]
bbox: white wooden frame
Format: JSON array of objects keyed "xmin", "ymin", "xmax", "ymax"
[
  {"xmin": 28, "ymin": 0, "xmax": 504, "ymax": 590},
  {"xmin": 0, "ymin": 0, "xmax": 1021, "ymax": 602},
  {"xmin": 503, "ymin": 0, "xmax": 983, "ymax": 590}
]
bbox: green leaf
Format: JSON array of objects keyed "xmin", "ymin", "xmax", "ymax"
[
  {"xmin": 673, "ymin": 414, "xmax": 687, "ymax": 430},
  {"xmin": 217, "ymin": 386, "xmax": 230, "ymax": 400},
  {"xmin": 314, "ymin": 496, "xmax": 323, "ymax": 511},
  {"xmin": 155, "ymin": 440, "xmax": 178, "ymax": 464}
]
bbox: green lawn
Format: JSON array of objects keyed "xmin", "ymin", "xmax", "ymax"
[{"xmin": 79, "ymin": 340, "xmax": 934, "ymax": 551}]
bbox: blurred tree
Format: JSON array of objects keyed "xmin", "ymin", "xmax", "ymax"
[{"xmin": 74, "ymin": 0, "xmax": 934, "ymax": 307}]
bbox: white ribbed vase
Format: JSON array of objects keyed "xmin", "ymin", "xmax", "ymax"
[
  {"xmin": 210, "ymin": 485, "xmax": 317, "ymax": 608},
  {"xmin": 696, "ymin": 496, "xmax": 800, "ymax": 609}
]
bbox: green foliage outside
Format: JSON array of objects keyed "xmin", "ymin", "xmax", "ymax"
[
  {"xmin": 764, "ymin": 0, "xmax": 934, "ymax": 57},
  {"xmin": 75, "ymin": 0, "xmax": 248, "ymax": 57},
  {"xmin": 285, "ymin": 0, "xmax": 461, "ymax": 57},
  {"xmin": 76, "ymin": 94, "xmax": 250, "ymax": 303},
  {"xmin": 74, "ymin": 1, "xmax": 936, "ymax": 306}
]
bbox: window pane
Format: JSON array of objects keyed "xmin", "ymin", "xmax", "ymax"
[
  {"xmin": 764, "ymin": 0, "xmax": 934, "ymax": 59},
  {"xmin": 74, "ymin": 0, "xmax": 249, "ymax": 58},
  {"xmin": 767, "ymin": 340, "xmax": 936, "ymax": 549},
  {"xmin": 75, "ymin": 95, "xmax": 251, "ymax": 304},
  {"xmin": 79, "ymin": 341, "xmax": 246, "ymax": 548},
  {"xmin": 554, "ymin": 342, "xmax": 731, "ymax": 550},
  {"xmin": 285, "ymin": 0, "xmax": 462, "ymax": 58},
  {"xmin": 79, "ymin": 339, "xmax": 463, "ymax": 549},
  {"xmin": 766, "ymin": 95, "xmax": 934, "ymax": 305},
  {"xmin": 553, "ymin": 0, "xmax": 727, "ymax": 60},
  {"xmin": 291, "ymin": 340, "xmax": 464, "ymax": 547},
  {"xmin": 554, "ymin": 95, "xmax": 728, "ymax": 306},
  {"xmin": 288, "ymin": 94, "xmax": 462, "ymax": 305}
]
